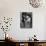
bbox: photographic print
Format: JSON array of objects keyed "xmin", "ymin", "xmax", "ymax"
[{"xmin": 20, "ymin": 12, "xmax": 32, "ymax": 28}]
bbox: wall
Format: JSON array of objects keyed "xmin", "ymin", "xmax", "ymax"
[{"xmin": 0, "ymin": 0, "xmax": 46, "ymax": 40}]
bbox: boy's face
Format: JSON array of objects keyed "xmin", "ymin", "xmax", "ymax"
[
  {"xmin": 26, "ymin": 16, "xmax": 29, "ymax": 19},
  {"xmin": 24, "ymin": 16, "xmax": 30, "ymax": 21}
]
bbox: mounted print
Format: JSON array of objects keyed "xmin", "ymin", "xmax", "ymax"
[{"xmin": 20, "ymin": 12, "xmax": 32, "ymax": 28}]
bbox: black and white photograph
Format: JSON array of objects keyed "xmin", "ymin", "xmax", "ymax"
[{"xmin": 20, "ymin": 12, "xmax": 32, "ymax": 28}]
